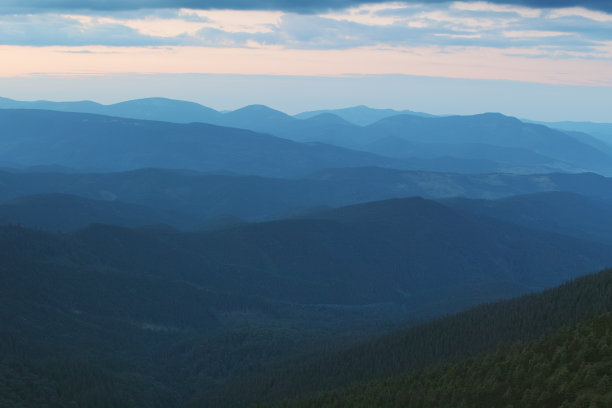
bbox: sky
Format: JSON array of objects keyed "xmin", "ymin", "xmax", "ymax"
[{"xmin": 1, "ymin": 0, "xmax": 611, "ymax": 121}]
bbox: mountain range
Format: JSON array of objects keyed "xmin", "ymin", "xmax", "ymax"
[
  {"xmin": 2, "ymin": 167, "xmax": 612, "ymax": 227},
  {"xmin": 2, "ymin": 95, "xmax": 612, "ymax": 407},
  {"xmin": 0, "ymin": 109, "xmax": 410, "ymax": 177},
  {"xmin": 2, "ymin": 97, "xmax": 612, "ymax": 175},
  {"xmin": 2, "ymin": 207, "xmax": 611, "ymax": 406},
  {"xmin": 442, "ymin": 191, "xmax": 612, "ymax": 244},
  {"xmin": 2, "ymin": 196, "xmax": 611, "ymax": 316},
  {"xmin": 0, "ymin": 193, "xmax": 195, "ymax": 232},
  {"xmin": 294, "ymin": 105, "xmax": 435, "ymax": 125},
  {"xmin": 533, "ymin": 119, "xmax": 612, "ymax": 145},
  {"xmin": 4, "ymin": 167, "xmax": 612, "ymax": 229}
]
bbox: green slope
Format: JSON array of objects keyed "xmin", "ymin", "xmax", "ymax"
[
  {"xmin": 273, "ymin": 313, "xmax": 612, "ymax": 408},
  {"xmin": 208, "ymin": 268, "xmax": 612, "ymax": 407},
  {"xmin": 2, "ymin": 210, "xmax": 612, "ymax": 407}
]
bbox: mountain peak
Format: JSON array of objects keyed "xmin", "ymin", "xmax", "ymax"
[
  {"xmin": 225, "ymin": 104, "xmax": 296, "ymax": 124},
  {"xmin": 471, "ymin": 112, "xmax": 520, "ymax": 123},
  {"xmin": 232, "ymin": 104, "xmax": 288, "ymax": 115},
  {"xmin": 111, "ymin": 97, "xmax": 218, "ymax": 112},
  {"xmin": 303, "ymin": 112, "xmax": 354, "ymax": 126}
]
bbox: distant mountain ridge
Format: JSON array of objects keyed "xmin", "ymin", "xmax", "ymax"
[
  {"xmin": 294, "ymin": 105, "xmax": 435, "ymax": 125},
  {"xmin": 0, "ymin": 109, "xmax": 412, "ymax": 177},
  {"xmin": 4, "ymin": 167, "xmax": 612, "ymax": 225},
  {"xmin": 360, "ymin": 113, "xmax": 612, "ymax": 174},
  {"xmin": 0, "ymin": 108, "xmax": 567, "ymax": 176},
  {"xmin": 530, "ymin": 119, "xmax": 612, "ymax": 146},
  {"xmin": 0, "ymin": 96, "xmax": 221, "ymax": 124},
  {"xmin": 442, "ymin": 191, "xmax": 612, "ymax": 244},
  {"xmin": 0, "ymin": 193, "xmax": 195, "ymax": 232},
  {"xmin": 0, "ymin": 97, "xmax": 432, "ymax": 127},
  {"xmin": 2, "ymin": 97, "xmax": 611, "ymax": 175}
]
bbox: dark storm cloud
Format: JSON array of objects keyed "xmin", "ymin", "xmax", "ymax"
[{"xmin": 2, "ymin": 0, "xmax": 612, "ymax": 14}]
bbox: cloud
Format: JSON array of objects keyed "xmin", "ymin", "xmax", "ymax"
[
  {"xmin": 1, "ymin": 2, "xmax": 611, "ymax": 57},
  {"xmin": 0, "ymin": 14, "xmax": 175, "ymax": 46},
  {"xmin": 1, "ymin": 0, "xmax": 612, "ymax": 14},
  {"xmin": 2, "ymin": 43, "xmax": 612, "ymax": 89}
]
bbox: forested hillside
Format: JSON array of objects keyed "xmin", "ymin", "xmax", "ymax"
[
  {"xmin": 272, "ymin": 313, "xmax": 612, "ymax": 408},
  {"xmin": 207, "ymin": 268, "xmax": 612, "ymax": 407},
  {"xmin": 2, "ymin": 213, "xmax": 611, "ymax": 407}
]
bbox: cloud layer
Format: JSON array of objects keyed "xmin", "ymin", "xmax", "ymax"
[
  {"xmin": 1, "ymin": 0, "xmax": 612, "ymax": 13},
  {"xmin": 1, "ymin": 1, "xmax": 610, "ymax": 91},
  {"xmin": 1, "ymin": 2, "xmax": 610, "ymax": 61}
]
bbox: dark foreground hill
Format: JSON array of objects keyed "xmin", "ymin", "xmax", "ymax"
[
  {"xmin": 2, "ymin": 196, "xmax": 612, "ymax": 407},
  {"xmin": 210, "ymin": 269, "xmax": 612, "ymax": 408},
  {"xmin": 271, "ymin": 313, "xmax": 612, "ymax": 408}
]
